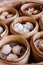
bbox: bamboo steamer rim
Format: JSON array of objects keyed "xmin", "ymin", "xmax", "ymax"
[
  {"xmin": 0, "ymin": 35, "xmax": 30, "ymax": 63},
  {"xmin": 39, "ymin": 17, "xmax": 43, "ymax": 31},
  {"xmin": 31, "ymin": 31, "xmax": 43, "ymax": 57},
  {"xmin": 0, "ymin": 22, "xmax": 8, "ymax": 40},
  {"xmin": 0, "ymin": 6, "xmax": 19, "ymax": 24},
  {"xmin": 10, "ymin": 16, "xmax": 38, "ymax": 39},
  {"xmin": 20, "ymin": 3, "xmax": 43, "ymax": 19}
]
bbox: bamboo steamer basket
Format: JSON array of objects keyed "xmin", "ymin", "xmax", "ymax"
[
  {"xmin": 20, "ymin": 3, "xmax": 43, "ymax": 19},
  {"xmin": 0, "ymin": 6, "xmax": 19, "ymax": 25},
  {"xmin": 0, "ymin": 23, "xmax": 8, "ymax": 40},
  {"xmin": 10, "ymin": 16, "xmax": 39, "ymax": 39},
  {"xmin": 30, "ymin": 31, "xmax": 43, "ymax": 62},
  {"xmin": 0, "ymin": 35, "xmax": 30, "ymax": 64},
  {"xmin": 0, "ymin": 0, "xmax": 43, "ymax": 65},
  {"xmin": 39, "ymin": 17, "xmax": 43, "ymax": 31}
]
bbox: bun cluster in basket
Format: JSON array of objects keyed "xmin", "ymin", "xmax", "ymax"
[{"xmin": 0, "ymin": 2, "xmax": 43, "ymax": 65}]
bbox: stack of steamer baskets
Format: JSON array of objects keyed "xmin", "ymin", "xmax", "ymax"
[{"xmin": 0, "ymin": 0, "xmax": 43, "ymax": 65}]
